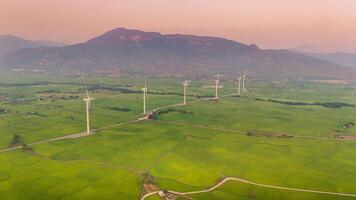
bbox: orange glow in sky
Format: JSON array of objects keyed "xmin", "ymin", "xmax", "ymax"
[{"xmin": 1, "ymin": 0, "xmax": 356, "ymax": 52}]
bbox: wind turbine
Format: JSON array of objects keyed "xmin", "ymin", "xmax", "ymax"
[
  {"xmin": 142, "ymin": 79, "xmax": 148, "ymax": 114},
  {"xmin": 83, "ymin": 87, "xmax": 94, "ymax": 134},
  {"xmin": 237, "ymin": 76, "xmax": 242, "ymax": 95},
  {"xmin": 213, "ymin": 75, "xmax": 224, "ymax": 100},
  {"xmin": 242, "ymin": 73, "xmax": 247, "ymax": 92},
  {"xmin": 179, "ymin": 79, "xmax": 190, "ymax": 105}
]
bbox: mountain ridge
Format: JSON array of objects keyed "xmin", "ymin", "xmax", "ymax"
[
  {"xmin": 292, "ymin": 50, "xmax": 356, "ymax": 70},
  {"xmin": 0, "ymin": 35, "xmax": 66, "ymax": 57},
  {"xmin": 0, "ymin": 28, "xmax": 355, "ymax": 80}
]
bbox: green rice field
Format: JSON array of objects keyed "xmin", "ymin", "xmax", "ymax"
[{"xmin": 0, "ymin": 73, "xmax": 355, "ymax": 200}]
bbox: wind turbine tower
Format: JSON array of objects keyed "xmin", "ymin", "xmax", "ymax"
[
  {"xmin": 142, "ymin": 79, "xmax": 148, "ymax": 114},
  {"xmin": 242, "ymin": 73, "xmax": 247, "ymax": 92},
  {"xmin": 214, "ymin": 75, "xmax": 223, "ymax": 100},
  {"xmin": 83, "ymin": 87, "xmax": 94, "ymax": 134},
  {"xmin": 237, "ymin": 76, "xmax": 242, "ymax": 95},
  {"xmin": 180, "ymin": 80, "xmax": 189, "ymax": 105}
]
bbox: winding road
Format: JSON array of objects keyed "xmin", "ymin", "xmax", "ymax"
[{"xmin": 141, "ymin": 177, "xmax": 356, "ymax": 200}]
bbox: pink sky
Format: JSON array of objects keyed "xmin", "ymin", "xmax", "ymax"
[{"xmin": 1, "ymin": 0, "xmax": 356, "ymax": 52}]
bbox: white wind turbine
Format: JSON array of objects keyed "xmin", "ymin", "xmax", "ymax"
[
  {"xmin": 242, "ymin": 73, "xmax": 247, "ymax": 92},
  {"xmin": 179, "ymin": 79, "xmax": 190, "ymax": 105},
  {"xmin": 142, "ymin": 79, "xmax": 148, "ymax": 114},
  {"xmin": 212, "ymin": 75, "xmax": 224, "ymax": 100},
  {"xmin": 237, "ymin": 76, "xmax": 242, "ymax": 95},
  {"xmin": 83, "ymin": 87, "xmax": 94, "ymax": 134}
]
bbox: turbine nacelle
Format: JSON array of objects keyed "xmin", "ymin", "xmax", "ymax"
[
  {"xmin": 178, "ymin": 80, "xmax": 190, "ymax": 86},
  {"xmin": 214, "ymin": 74, "xmax": 223, "ymax": 79},
  {"xmin": 83, "ymin": 97, "xmax": 94, "ymax": 101}
]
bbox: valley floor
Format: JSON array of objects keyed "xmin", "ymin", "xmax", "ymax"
[{"xmin": 0, "ymin": 74, "xmax": 355, "ymax": 200}]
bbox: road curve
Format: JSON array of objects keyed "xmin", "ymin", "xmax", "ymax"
[
  {"xmin": 140, "ymin": 176, "xmax": 356, "ymax": 200},
  {"xmin": 167, "ymin": 177, "xmax": 356, "ymax": 198},
  {"xmin": 140, "ymin": 191, "xmax": 159, "ymax": 200}
]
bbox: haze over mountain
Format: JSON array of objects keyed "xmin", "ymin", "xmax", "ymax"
[
  {"xmin": 34, "ymin": 40, "xmax": 67, "ymax": 48},
  {"xmin": 0, "ymin": 35, "xmax": 66, "ymax": 57},
  {"xmin": 295, "ymin": 50, "xmax": 356, "ymax": 70},
  {"xmin": 0, "ymin": 28, "xmax": 355, "ymax": 80}
]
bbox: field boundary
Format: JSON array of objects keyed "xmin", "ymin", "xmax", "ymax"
[{"xmin": 156, "ymin": 120, "xmax": 356, "ymax": 142}]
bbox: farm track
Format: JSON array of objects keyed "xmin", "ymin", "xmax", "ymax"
[
  {"xmin": 140, "ymin": 191, "xmax": 159, "ymax": 200},
  {"xmin": 140, "ymin": 177, "xmax": 356, "ymax": 199},
  {"xmin": 0, "ymin": 118, "xmax": 144, "ymax": 153}
]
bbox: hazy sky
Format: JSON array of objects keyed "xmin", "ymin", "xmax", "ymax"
[{"xmin": 1, "ymin": 0, "xmax": 356, "ymax": 53}]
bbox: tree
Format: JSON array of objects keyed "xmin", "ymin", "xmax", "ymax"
[{"xmin": 9, "ymin": 134, "xmax": 23, "ymax": 147}]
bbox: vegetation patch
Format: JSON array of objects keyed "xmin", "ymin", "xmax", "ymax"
[
  {"xmin": 0, "ymin": 108, "xmax": 9, "ymax": 114},
  {"xmin": 88, "ymin": 84, "xmax": 213, "ymax": 98},
  {"xmin": 158, "ymin": 108, "xmax": 193, "ymax": 115},
  {"xmin": 38, "ymin": 95, "xmax": 79, "ymax": 101},
  {"xmin": 319, "ymin": 102, "xmax": 355, "ymax": 108},
  {"xmin": 37, "ymin": 89, "xmax": 60, "ymax": 94},
  {"xmin": 88, "ymin": 85, "xmax": 141, "ymax": 94},
  {"xmin": 250, "ymin": 97, "xmax": 355, "ymax": 108},
  {"xmin": 246, "ymin": 131, "xmax": 293, "ymax": 138},
  {"xmin": 105, "ymin": 106, "xmax": 131, "ymax": 112},
  {"xmin": 342, "ymin": 122, "xmax": 354, "ymax": 129},
  {"xmin": 26, "ymin": 111, "xmax": 48, "ymax": 117},
  {"xmin": 9, "ymin": 134, "xmax": 24, "ymax": 147}
]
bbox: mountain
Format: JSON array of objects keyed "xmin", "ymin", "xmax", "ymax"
[
  {"xmin": 35, "ymin": 40, "xmax": 67, "ymax": 47},
  {"xmin": 0, "ymin": 28, "xmax": 355, "ymax": 80},
  {"xmin": 0, "ymin": 35, "xmax": 66, "ymax": 57},
  {"xmin": 296, "ymin": 51, "xmax": 356, "ymax": 70}
]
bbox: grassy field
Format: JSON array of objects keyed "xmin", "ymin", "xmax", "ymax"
[
  {"xmin": 158, "ymin": 97, "xmax": 356, "ymax": 137},
  {"xmin": 0, "ymin": 73, "xmax": 355, "ymax": 200}
]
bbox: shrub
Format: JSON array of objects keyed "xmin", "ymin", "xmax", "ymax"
[{"xmin": 9, "ymin": 134, "xmax": 23, "ymax": 147}]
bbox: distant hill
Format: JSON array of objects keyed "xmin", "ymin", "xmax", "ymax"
[
  {"xmin": 1, "ymin": 28, "xmax": 355, "ymax": 80},
  {"xmin": 294, "ymin": 50, "xmax": 356, "ymax": 70},
  {"xmin": 35, "ymin": 40, "xmax": 67, "ymax": 48},
  {"xmin": 0, "ymin": 35, "xmax": 66, "ymax": 57}
]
